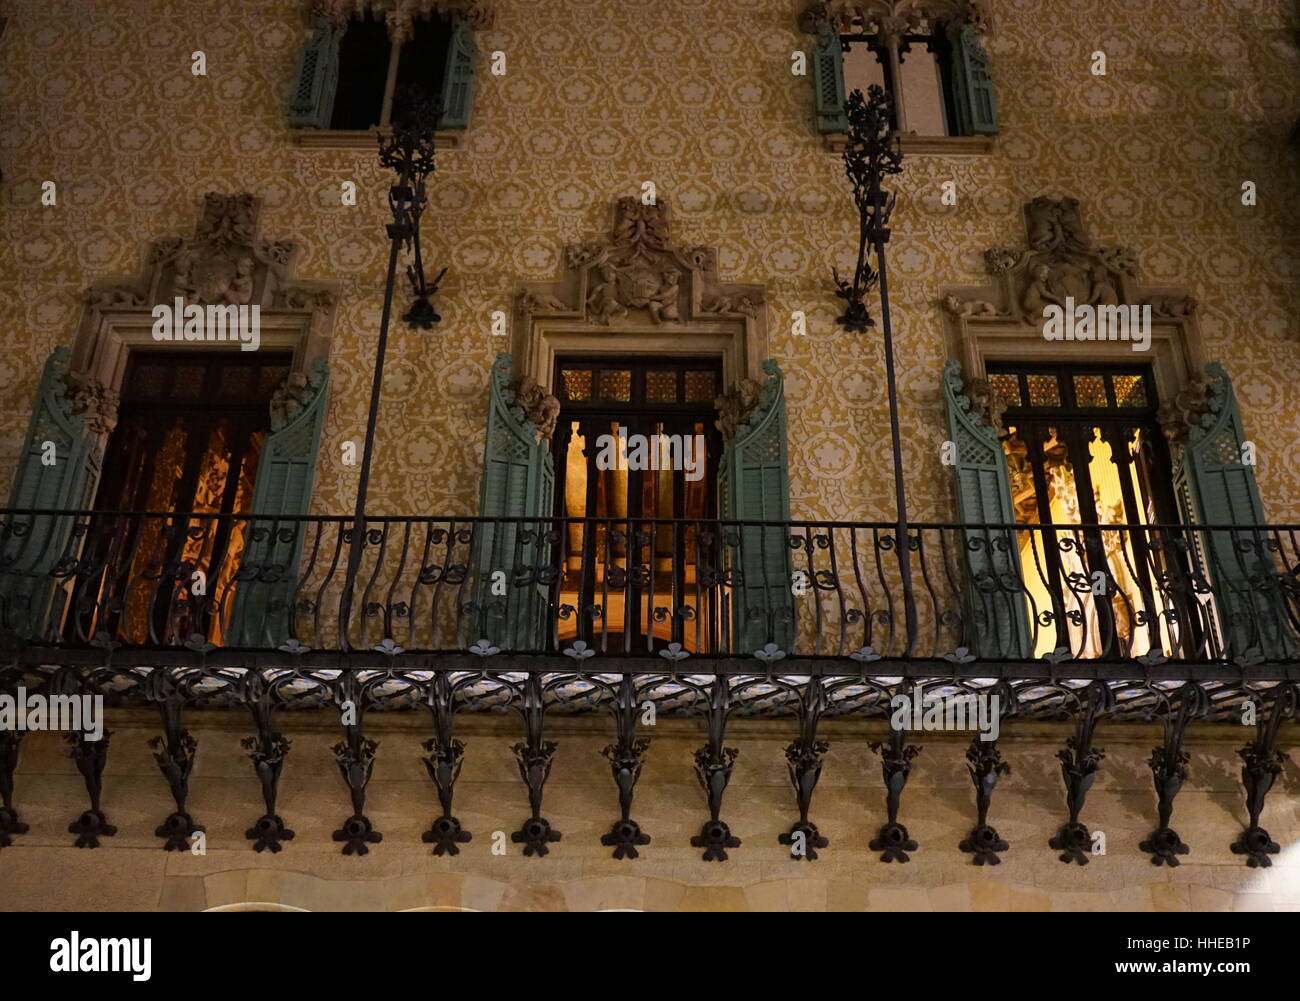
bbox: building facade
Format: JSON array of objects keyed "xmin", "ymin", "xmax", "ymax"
[{"xmin": 1, "ymin": 0, "xmax": 1299, "ymax": 911}]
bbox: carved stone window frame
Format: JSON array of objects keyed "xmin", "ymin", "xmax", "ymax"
[
  {"xmin": 939, "ymin": 196, "xmax": 1206, "ymax": 428},
  {"xmin": 512, "ymin": 196, "xmax": 770, "ymax": 396},
  {"xmin": 68, "ymin": 193, "xmax": 340, "ymax": 448}
]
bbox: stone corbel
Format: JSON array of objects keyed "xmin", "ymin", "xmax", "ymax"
[
  {"xmin": 797, "ymin": 0, "xmax": 992, "ymax": 35},
  {"xmin": 310, "ymin": 0, "xmax": 494, "ymax": 30}
]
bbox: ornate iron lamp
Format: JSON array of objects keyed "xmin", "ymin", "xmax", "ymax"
[
  {"xmin": 833, "ymin": 84, "xmax": 916, "ymax": 646},
  {"xmin": 339, "ymin": 91, "xmax": 446, "ymax": 643}
]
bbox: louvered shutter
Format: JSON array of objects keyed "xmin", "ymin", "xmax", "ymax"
[
  {"xmin": 288, "ymin": 15, "xmax": 343, "ymax": 129},
  {"xmin": 0, "ymin": 347, "xmax": 101, "ymax": 642},
  {"xmin": 438, "ymin": 17, "xmax": 476, "ymax": 130},
  {"xmin": 1173, "ymin": 363, "xmax": 1293, "ymax": 659},
  {"xmin": 942, "ymin": 360, "xmax": 1031, "ymax": 658},
  {"xmin": 227, "ymin": 358, "xmax": 329, "ymax": 648},
  {"xmin": 471, "ymin": 353, "xmax": 555, "ymax": 651},
  {"xmin": 811, "ymin": 24, "xmax": 848, "ymax": 134},
  {"xmin": 948, "ymin": 22, "xmax": 998, "ymax": 135},
  {"xmin": 719, "ymin": 360, "xmax": 794, "ymax": 653}
]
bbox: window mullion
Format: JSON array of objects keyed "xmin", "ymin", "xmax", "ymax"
[{"xmin": 877, "ymin": 20, "xmax": 909, "ymax": 133}]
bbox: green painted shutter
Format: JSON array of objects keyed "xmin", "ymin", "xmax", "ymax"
[
  {"xmin": 948, "ymin": 23, "xmax": 998, "ymax": 135},
  {"xmin": 719, "ymin": 359, "xmax": 793, "ymax": 653},
  {"xmin": 472, "ymin": 353, "xmax": 555, "ymax": 651},
  {"xmin": 1173, "ymin": 363, "xmax": 1293, "ymax": 659},
  {"xmin": 0, "ymin": 347, "xmax": 101, "ymax": 642},
  {"xmin": 438, "ymin": 18, "xmax": 475, "ymax": 130},
  {"xmin": 288, "ymin": 15, "xmax": 342, "ymax": 129},
  {"xmin": 942, "ymin": 360, "xmax": 1030, "ymax": 658},
  {"xmin": 228, "ymin": 358, "xmax": 329, "ymax": 648},
  {"xmin": 811, "ymin": 24, "xmax": 848, "ymax": 134}
]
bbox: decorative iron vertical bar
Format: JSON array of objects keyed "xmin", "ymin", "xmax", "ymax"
[
  {"xmin": 339, "ymin": 95, "xmax": 443, "ymax": 646},
  {"xmin": 1231, "ymin": 683, "xmax": 1295, "ymax": 867},
  {"xmin": 511, "ymin": 673, "xmax": 561, "ymax": 856},
  {"xmin": 146, "ymin": 670, "xmax": 202, "ymax": 851},
  {"xmin": 421, "ymin": 671, "xmax": 472, "ymax": 855},
  {"xmin": 331, "ymin": 673, "xmax": 382, "ymax": 855},
  {"xmin": 959, "ymin": 682, "xmax": 1013, "ymax": 865},
  {"xmin": 60, "ymin": 668, "xmax": 115, "ymax": 849},
  {"xmin": 779, "ymin": 676, "xmax": 829, "ymax": 860},
  {"xmin": 691, "ymin": 675, "xmax": 741, "ymax": 861},
  {"xmin": 600, "ymin": 674, "xmax": 651, "ymax": 858},
  {"xmin": 833, "ymin": 84, "xmax": 914, "ymax": 649},
  {"xmin": 1140, "ymin": 684, "xmax": 1205, "ymax": 866},
  {"xmin": 0, "ymin": 667, "xmax": 25, "ymax": 848},
  {"xmin": 242, "ymin": 672, "xmax": 294, "ymax": 852},
  {"xmin": 869, "ymin": 681, "xmax": 921, "ymax": 862},
  {"xmin": 1050, "ymin": 680, "xmax": 1109, "ymax": 864}
]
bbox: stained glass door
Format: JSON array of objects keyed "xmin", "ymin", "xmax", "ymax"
[
  {"xmin": 988, "ymin": 363, "xmax": 1188, "ymax": 658},
  {"xmin": 67, "ymin": 351, "xmax": 290, "ymax": 646},
  {"xmin": 552, "ymin": 356, "xmax": 723, "ymax": 652}
]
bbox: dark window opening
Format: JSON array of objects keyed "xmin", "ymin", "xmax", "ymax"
[{"xmin": 330, "ymin": 11, "xmax": 451, "ymax": 131}]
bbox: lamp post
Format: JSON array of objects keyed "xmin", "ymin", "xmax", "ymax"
[
  {"xmin": 339, "ymin": 94, "xmax": 446, "ymax": 648},
  {"xmin": 833, "ymin": 84, "xmax": 916, "ymax": 650}
]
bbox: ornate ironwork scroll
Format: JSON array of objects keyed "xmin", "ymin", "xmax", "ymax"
[
  {"xmin": 511, "ymin": 674, "xmax": 561, "ymax": 856},
  {"xmin": 1230, "ymin": 684, "xmax": 1295, "ymax": 867},
  {"xmin": 146, "ymin": 669, "xmax": 202, "ymax": 851},
  {"xmin": 242, "ymin": 672, "xmax": 294, "ymax": 852},
  {"xmin": 331, "ymin": 674, "xmax": 382, "ymax": 855},
  {"xmin": 779, "ymin": 677, "xmax": 830, "ymax": 860},
  {"xmin": 1140, "ymin": 684, "xmax": 1206, "ymax": 866},
  {"xmin": 959, "ymin": 682, "xmax": 1013, "ymax": 864},
  {"xmin": 691, "ymin": 676, "xmax": 741, "ymax": 861},
  {"xmin": 1050, "ymin": 680, "xmax": 1109, "ymax": 864},
  {"xmin": 421, "ymin": 671, "xmax": 471, "ymax": 855},
  {"xmin": 869, "ymin": 696, "xmax": 921, "ymax": 862},
  {"xmin": 600, "ymin": 675, "xmax": 651, "ymax": 859}
]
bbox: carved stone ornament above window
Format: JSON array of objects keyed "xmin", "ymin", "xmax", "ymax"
[
  {"xmin": 70, "ymin": 192, "xmax": 340, "ymax": 440},
  {"xmin": 798, "ymin": 0, "xmax": 992, "ymax": 37},
  {"xmin": 938, "ymin": 195, "xmax": 1208, "ymax": 440},
  {"xmin": 514, "ymin": 196, "xmax": 770, "ymax": 390},
  {"xmin": 310, "ymin": 0, "xmax": 493, "ymax": 36}
]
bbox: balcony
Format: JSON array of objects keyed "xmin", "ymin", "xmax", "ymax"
[{"xmin": 3, "ymin": 509, "xmax": 1298, "ymax": 690}]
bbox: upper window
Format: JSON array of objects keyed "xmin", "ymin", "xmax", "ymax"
[
  {"xmin": 289, "ymin": 11, "xmax": 476, "ymax": 135},
  {"xmin": 811, "ymin": 12, "xmax": 997, "ymax": 143}
]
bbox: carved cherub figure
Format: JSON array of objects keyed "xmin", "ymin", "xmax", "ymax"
[
  {"xmin": 513, "ymin": 376, "xmax": 561, "ymax": 440},
  {"xmin": 714, "ymin": 378, "xmax": 763, "ymax": 440},
  {"xmin": 587, "ymin": 264, "xmax": 626, "ymax": 324},
  {"xmin": 648, "ymin": 269, "xmax": 680, "ymax": 323},
  {"xmin": 1021, "ymin": 264, "xmax": 1061, "ymax": 321},
  {"xmin": 1089, "ymin": 263, "xmax": 1120, "ymax": 307},
  {"xmin": 223, "ymin": 255, "xmax": 255, "ymax": 305},
  {"xmin": 961, "ymin": 377, "xmax": 1006, "ymax": 433}
]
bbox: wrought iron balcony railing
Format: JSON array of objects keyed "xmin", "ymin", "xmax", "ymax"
[
  {"xmin": 3, "ymin": 509, "xmax": 1299, "ymax": 671},
  {"xmin": 2, "ymin": 508, "xmax": 1298, "ymax": 864}
]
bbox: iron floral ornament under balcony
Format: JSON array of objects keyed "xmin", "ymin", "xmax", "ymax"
[{"xmin": 1, "ymin": 508, "xmax": 1299, "ymax": 862}]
